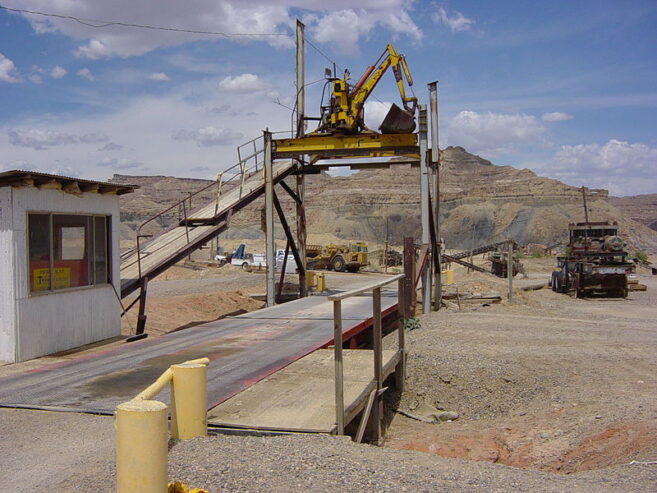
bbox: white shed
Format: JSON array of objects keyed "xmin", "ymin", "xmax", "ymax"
[{"xmin": 0, "ymin": 170, "xmax": 137, "ymax": 363}]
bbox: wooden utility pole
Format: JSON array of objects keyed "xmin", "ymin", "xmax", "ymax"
[
  {"xmin": 507, "ymin": 240, "xmax": 514, "ymax": 301},
  {"xmin": 295, "ymin": 20, "xmax": 308, "ymax": 297}
]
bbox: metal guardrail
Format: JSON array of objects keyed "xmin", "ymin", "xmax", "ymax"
[
  {"xmin": 134, "ymin": 136, "xmax": 267, "ymax": 280},
  {"xmin": 327, "ymin": 273, "xmax": 406, "ymax": 437},
  {"xmin": 115, "ymin": 357, "xmax": 210, "ymax": 493}
]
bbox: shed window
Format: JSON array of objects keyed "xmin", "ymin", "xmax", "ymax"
[{"xmin": 28, "ymin": 213, "xmax": 111, "ymax": 292}]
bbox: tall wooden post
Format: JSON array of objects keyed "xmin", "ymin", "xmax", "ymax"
[
  {"xmin": 418, "ymin": 105, "xmax": 432, "ymax": 313},
  {"xmin": 403, "ymin": 237, "xmax": 415, "ymax": 318},
  {"xmin": 368, "ymin": 287, "xmax": 383, "ymax": 443},
  {"xmin": 295, "ymin": 20, "xmax": 307, "ymax": 298},
  {"xmin": 507, "ymin": 240, "xmax": 514, "ymax": 301},
  {"xmin": 428, "ymin": 81, "xmax": 442, "ymax": 311},
  {"xmin": 264, "ymin": 130, "xmax": 275, "ymax": 307}
]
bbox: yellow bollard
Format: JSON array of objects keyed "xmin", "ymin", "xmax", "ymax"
[
  {"xmin": 115, "ymin": 399, "xmax": 168, "ymax": 493},
  {"xmin": 306, "ymin": 270, "xmax": 316, "ymax": 289},
  {"xmin": 316, "ymin": 272, "xmax": 326, "ymax": 292},
  {"xmin": 170, "ymin": 363, "xmax": 208, "ymax": 440},
  {"xmin": 443, "ymin": 269, "xmax": 454, "ymax": 285}
]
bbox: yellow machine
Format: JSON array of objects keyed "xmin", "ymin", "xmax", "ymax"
[
  {"xmin": 314, "ymin": 44, "xmax": 417, "ymax": 135},
  {"xmin": 306, "ymin": 242, "xmax": 369, "ymax": 273}
]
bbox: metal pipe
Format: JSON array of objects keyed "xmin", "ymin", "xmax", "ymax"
[
  {"xmin": 428, "ymin": 81, "xmax": 442, "ymax": 310},
  {"xmin": 418, "ymin": 105, "xmax": 432, "ymax": 313},
  {"xmin": 170, "ymin": 362, "xmax": 208, "ymax": 440},
  {"xmin": 333, "ymin": 299, "xmax": 345, "ymax": 434}
]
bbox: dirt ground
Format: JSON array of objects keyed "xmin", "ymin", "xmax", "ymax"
[
  {"xmin": 385, "ymin": 258, "xmax": 657, "ymax": 476},
  {"xmin": 1, "ymin": 257, "xmax": 656, "ymax": 491},
  {"xmin": 120, "ymin": 262, "xmax": 266, "ymax": 335}
]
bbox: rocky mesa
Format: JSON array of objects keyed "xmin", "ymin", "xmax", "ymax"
[{"xmin": 111, "ymin": 146, "xmax": 657, "ymax": 253}]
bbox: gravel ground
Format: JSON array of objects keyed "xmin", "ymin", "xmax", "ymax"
[
  {"xmin": 165, "ymin": 434, "xmax": 656, "ymax": 493},
  {"xmin": 1, "ymin": 263, "xmax": 655, "ymax": 491},
  {"xmin": 386, "ymin": 270, "xmax": 657, "ymax": 474}
]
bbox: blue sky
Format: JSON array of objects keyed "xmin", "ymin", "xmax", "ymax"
[{"xmin": 0, "ymin": 1, "xmax": 656, "ymax": 196}]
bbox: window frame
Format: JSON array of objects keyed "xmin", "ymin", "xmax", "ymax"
[{"xmin": 27, "ymin": 211, "xmax": 112, "ymax": 295}]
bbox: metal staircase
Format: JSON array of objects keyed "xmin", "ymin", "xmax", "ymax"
[{"xmin": 119, "ymin": 135, "xmax": 295, "ymax": 299}]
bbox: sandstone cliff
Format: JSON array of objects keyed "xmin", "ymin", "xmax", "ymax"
[{"xmin": 111, "ymin": 146, "xmax": 657, "ymax": 253}]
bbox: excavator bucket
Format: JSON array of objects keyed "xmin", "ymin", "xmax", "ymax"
[{"xmin": 379, "ymin": 103, "xmax": 416, "ymax": 134}]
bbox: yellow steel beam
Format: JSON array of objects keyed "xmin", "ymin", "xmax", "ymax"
[{"xmin": 273, "ymin": 133, "xmax": 418, "ymax": 159}]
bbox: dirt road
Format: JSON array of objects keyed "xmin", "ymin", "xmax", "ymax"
[{"xmin": 386, "ymin": 271, "xmax": 657, "ymax": 475}]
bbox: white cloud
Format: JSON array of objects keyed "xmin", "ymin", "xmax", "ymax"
[
  {"xmin": 446, "ymin": 111, "xmax": 546, "ymax": 155},
  {"xmin": 309, "ymin": 8, "xmax": 421, "ymax": 55},
  {"xmin": 50, "ymin": 65, "xmax": 67, "ymax": 79},
  {"xmin": 0, "ymin": 53, "xmax": 20, "ymax": 83},
  {"xmin": 172, "ymin": 126, "xmax": 244, "ymax": 146},
  {"xmin": 99, "ymin": 142, "xmax": 125, "ymax": 151},
  {"xmin": 149, "ymin": 72, "xmax": 170, "ymax": 81},
  {"xmin": 524, "ymin": 139, "xmax": 657, "ymax": 195},
  {"xmin": 218, "ymin": 73, "xmax": 267, "ymax": 92},
  {"xmin": 542, "ymin": 111, "xmax": 573, "ymax": 122},
  {"xmin": 98, "ymin": 157, "xmax": 142, "ymax": 170},
  {"xmin": 16, "ymin": 1, "xmax": 421, "ymax": 58},
  {"xmin": 29, "ymin": 74, "xmax": 43, "ymax": 84},
  {"xmin": 76, "ymin": 68, "xmax": 95, "ymax": 81},
  {"xmin": 75, "ymin": 39, "xmax": 111, "ymax": 60},
  {"xmin": 7, "ymin": 128, "xmax": 108, "ymax": 150},
  {"xmin": 554, "ymin": 139, "xmax": 656, "ymax": 175},
  {"xmin": 432, "ymin": 7, "xmax": 474, "ymax": 32}
]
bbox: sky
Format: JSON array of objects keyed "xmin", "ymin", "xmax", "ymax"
[{"xmin": 0, "ymin": 0, "xmax": 656, "ymax": 196}]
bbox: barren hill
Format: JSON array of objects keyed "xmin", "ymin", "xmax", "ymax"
[
  {"xmin": 611, "ymin": 193, "xmax": 657, "ymax": 232},
  {"xmin": 111, "ymin": 146, "xmax": 657, "ymax": 253}
]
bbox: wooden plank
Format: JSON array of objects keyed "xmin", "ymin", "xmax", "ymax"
[
  {"xmin": 328, "ymin": 274, "xmax": 404, "ymax": 301},
  {"xmin": 207, "ymin": 349, "xmax": 398, "ymax": 433}
]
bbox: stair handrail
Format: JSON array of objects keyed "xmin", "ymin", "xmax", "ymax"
[{"xmin": 133, "ymin": 135, "xmax": 266, "ymax": 279}]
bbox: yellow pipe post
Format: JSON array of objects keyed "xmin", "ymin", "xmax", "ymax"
[
  {"xmin": 171, "ymin": 362, "xmax": 208, "ymax": 440},
  {"xmin": 115, "ymin": 399, "xmax": 168, "ymax": 493},
  {"xmin": 443, "ymin": 269, "xmax": 454, "ymax": 285},
  {"xmin": 316, "ymin": 272, "xmax": 326, "ymax": 292},
  {"xmin": 306, "ymin": 270, "xmax": 316, "ymax": 289}
]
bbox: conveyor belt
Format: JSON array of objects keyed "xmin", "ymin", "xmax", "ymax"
[
  {"xmin": 120, "ymin": 161, "xmax": 295, "ymax": 298},
  {"xmin": 0, "ymin": 291, "xmax": 398, "ymax": 414}
]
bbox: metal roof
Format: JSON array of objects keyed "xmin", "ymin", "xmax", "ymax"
[{"xmin": 0, "ymin": 170, "xmax": 138, "ymax": 195}]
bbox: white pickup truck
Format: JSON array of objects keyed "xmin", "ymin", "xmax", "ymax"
[
  {"xmin": 230, "ymin": 249, "xmax": 298, "ymax": 272},
  {"xmin": 232, "ymin": 253, "xmax": 266, "ymax": 270}
]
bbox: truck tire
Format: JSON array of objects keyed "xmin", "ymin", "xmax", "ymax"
[
  {"xmin": 331, "ymin": 255, "xmax": 346, "ymax": 272},
  {"xmin": 241, "ymin": 262, "xmax": 250, "ymax": 271}
]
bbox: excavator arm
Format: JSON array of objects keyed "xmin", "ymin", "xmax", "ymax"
[
  {"xmin": 317, "ymin": 44, "xmax": 418, "ymax": 135},
  {"xmin": 350, "ymin": 44, "xmax": 417, "ymax": 121}
]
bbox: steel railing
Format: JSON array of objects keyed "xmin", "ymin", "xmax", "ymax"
[
  {"xmin": 133, "ymin": 135, "xmax": 271, "ymax": 280},
  {"xmin": 327, "ymin": 273, "xmax": 406, "ymax": 438}
]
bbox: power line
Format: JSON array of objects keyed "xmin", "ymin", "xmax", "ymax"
[
  {"xmin": 305, "ymin": 37, "xmax": 343, "ymax": 72},
  {"xmin": 0, "ymin": 4, "xmax": 290, "ymax": 37}
]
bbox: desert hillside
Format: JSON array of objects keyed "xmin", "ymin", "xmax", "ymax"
[
  {"xmin": 611, "ymin": 193, "xmax": 657, "ymax": 232},
  {"xmin": 111, "ymin": 146, "xmax": 657, "ymax": 253}
]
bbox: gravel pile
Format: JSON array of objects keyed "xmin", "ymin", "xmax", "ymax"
[{"xmin": 166, "ymin": 433, "xmax": 656, "ymax": 492}]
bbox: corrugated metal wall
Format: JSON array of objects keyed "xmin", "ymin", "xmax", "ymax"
[{"xmin": 9, "ymin": 187, "xmax": 122, "ymax": 362}]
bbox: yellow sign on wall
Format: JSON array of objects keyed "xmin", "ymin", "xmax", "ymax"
[{"xmin": 32, "ymin": 268, "xmax": 71, "ymax": 291}]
